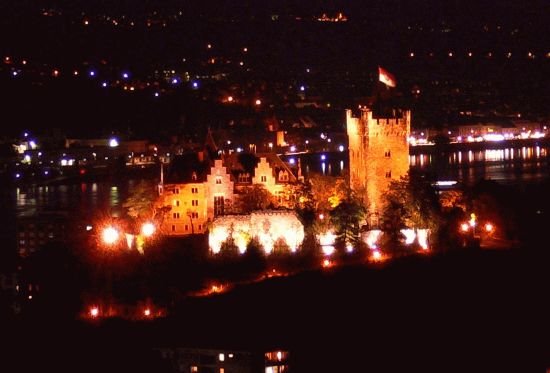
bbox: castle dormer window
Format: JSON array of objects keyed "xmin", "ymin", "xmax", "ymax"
[
  {"xmin": 278, "ymin": 170, "xmax": 289, "ymax": 182},
  {"xmin": 384, "ymin": 150, "xmax": 391, "ymax": 158},
  {"xmin": 261, "ymin": 175, "xmax": 267, "ymax": 183},
  {"xmin": 238, "ymin": 172, "xmax": 250, "ymax": 183}
]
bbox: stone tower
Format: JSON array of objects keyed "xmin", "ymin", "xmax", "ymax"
[{"xmin": 346, "ymin": 107, "xmax": 410, "ymax": 225}]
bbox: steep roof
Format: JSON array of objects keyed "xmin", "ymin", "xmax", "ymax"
[
  {"xmin": 223, "ymin": 152, "xmax": 298, "ymax": 183},
  {"xmin": 165, "ymin": 152, "xmax": 211, "ymax": 183}
]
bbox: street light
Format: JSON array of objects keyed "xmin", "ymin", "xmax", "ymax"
[
  {"xmin": 141, "ymin": 222, "xmax": 156, "ymax": 237},
  {"xmin": 102, "ymin": 226, "xmax": 120, "ymax": 245}
]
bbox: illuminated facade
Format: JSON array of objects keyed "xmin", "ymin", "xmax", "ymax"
[
  {"xmin": 209, "ymin": 211, "xmax": 305, "ymax": 254},
  {"xmin": 159, "ymin": 152, "xmax": 300, "ymax": 236},
  {"xmin": 346, "ymin": 108, "xmax": 411, "ymax": 223}
]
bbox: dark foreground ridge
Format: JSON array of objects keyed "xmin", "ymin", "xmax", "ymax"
[{"xmin": 2, "ymin": 248, "xmax": 548, "ymax": 372}]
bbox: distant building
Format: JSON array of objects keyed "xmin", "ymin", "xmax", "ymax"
[
  {"xmin": 155, "ymin": 347, "xmax": 257, "ymax": 373},
  {"xmin": 346, "ymin": 107, "xmax": 411, "ymax": 225},
  {"xmin": 16, "ymin": 212, "xmax": 68, "ymax": 257},
  {"xmin": 154, "ymin": 347, "xmax": 289, "ymax": 373}
]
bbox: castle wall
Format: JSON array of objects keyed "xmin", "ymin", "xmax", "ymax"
[{"xmin": 346, "ymin": 108, "xmax": 410, "ymax": 221}]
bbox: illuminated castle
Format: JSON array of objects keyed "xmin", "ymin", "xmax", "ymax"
[{"xmin": 346, "ymin": 107, "xmax": 411, "ymax": 225}]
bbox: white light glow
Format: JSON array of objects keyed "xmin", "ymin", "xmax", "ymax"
[
  {"xmin": 364, "ymin": 230, "xmax": 382, "ymax": 249},
  {"xmin": 141, "ymin": 222, "xmax": 155, "ymax": 237},
  {"xmin": 401, "ymin": 229, "xmax": 416, "ymax": 245},
  {"xmin": 417, "ymin": 229, "xmax": 429, "ymax": 250},
  {"xmin": 102, "ymin": 226, "xmax": 119, "ymax": 245},
  {"xmin": 109, "ymin": 138, "xmax": 119, "ymax": 147}
]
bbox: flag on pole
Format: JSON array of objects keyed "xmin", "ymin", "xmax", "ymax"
[{"xmin": 378, "ymin": 66, "xmax": 396, "ymax": 87}]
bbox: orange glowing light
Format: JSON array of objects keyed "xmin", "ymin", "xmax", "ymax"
[
  {"xmin": 255, "ymin": 99, "xmax": 261, "ymax": 106},
  {"xmin": 322, "ymin": 259, "xmax": 331, "ymax": 268},
  {"xmin": 372, "ymin": 250, "xmax": 382, "ymax": 261},
  {"xmin": 143, "ymin": 308, "xmax": 151, "ymax": 317},
  {"xmin": 461, "ymin": 223, "xmax": 470, "ymax": 232},
  {"xmin": 485, "ymin": 223, "xmax": 494, "ymax": 232},
  {"xmin": 90, "ymin": 306, "xmax": 99, "ymax": 318}
]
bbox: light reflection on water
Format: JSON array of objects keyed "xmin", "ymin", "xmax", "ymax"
[
  {"xmin": 290, "ymin": 144, "xmax": 549, "ymax": 186},
  {"xmin": 13, "ymin": 180, "xmax": 157, "ymax": 219}
]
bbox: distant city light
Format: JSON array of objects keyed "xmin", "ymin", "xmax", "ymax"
[
  {"xmin": 101, "ymin": 82, "xmax": 108, "ymax": 87},
  {"xmin": 143, "ymin": 308, "xmax": 151, "ymax": 317},
  {"xmin": 89, "ymin": 306, "xmax": 99, "ymax": 318},
  {"xmin": 321, "ymin": 154, "xmax": 326, "ymax": 160},
  {"xmin": 300, "ymin": 85, "xmax": 305, "ymax": 91},
  {"xmin": 12, "ymin": 70, "xmax": 18, "ymax": 77},
  {"xmin": 289, "ymin": 158, "xmax": 295, "ymax": 165},
  {"xmin": 29, "ymin": 140, "xmax": 37, "ymax": 149},
  {"xmin": 109, "ymin": 138, "xmax": 119, "ymax": 147},
  {"xmin": 89, "ymin": 70, "xmax": 96, "ymax": 77},
  {"xmin": 255, "ymin": 99, "xmax": 261, "ymax": 106},
  {"xmin": 154, "ymin": 92, "xmax": 159, "ymax": 97},
  {"xmin": 290, "ymin": 145, "xmax": 296, "ymax": 152},
  {"xmin": 122, "ymin": 72, "xmax": 129, "ymax": 79},
  {"xmin": 227, "ymin": 96, "xmax": 233, "ymax": 102},
  {"xmin": 192, "ymin": 81, "xmax": 199, "ymax": 89},
  {"xmin": 338, "ymin": 145, "xmax": 345, "ymax": 152},
  {"xmin": 171, "ymin": 78, "xmax": 179, "ymax": 84}
]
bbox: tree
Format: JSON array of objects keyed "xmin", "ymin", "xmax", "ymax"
[
  {"xmin": 381, "ymin": 173, "xmax": 441, "ymax": 251},
  {"xmin": 122, "ymin": 180, "xmax": 157, "ymax": 220},
  {"xmin": 330, "ymin": 196, "xmax": 367, "ymax": 250},
  {"xmin": 236, "ymin": 184, "xmax": 274, "ymax": 213}
]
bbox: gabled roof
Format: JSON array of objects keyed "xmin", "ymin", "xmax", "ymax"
[
  {"xmin": 165, "ymin": 152, "xmax": 211, "ymax": 183},
  {"xmin": 223, "ymin": 152, "xmax": 298, "ymax": 184}
]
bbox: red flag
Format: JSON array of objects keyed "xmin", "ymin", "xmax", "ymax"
[{"xmin": 378, "ymin": 66, "xmax": 396, "ymax": 87}]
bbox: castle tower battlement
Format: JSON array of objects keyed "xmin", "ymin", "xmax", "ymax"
[{"xmin": 346, "ymin": 107, "xmax": 411, "ymax": 224}]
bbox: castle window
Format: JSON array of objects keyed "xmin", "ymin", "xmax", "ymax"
[
  {"xmin": 173, "ymin": 212, "xmax": 180, "ymax": 219},
  {"xmin": 385, "ymin": 170, "xmax": 392, "ymax": 178},
  {"xmin": 174, "ymin": 188, "xmax": 180, "ymax": 194},
  {"xmin": 198, "ymin": 224, "xmax": 202, "ymax": 231},
  {"xmin": 171, "ymin": 225, "xmax": 176, "ymax": 232},
  {"xmin": 191, "ymin": 187, "xmax": 198, "ymax": 194},
  {"xmin": 278, "ymin": 171, "xmax": 289, "ymax": 182},
  {"xmin": 384, "ymin": 150, "xmax": 391, "ymax": 158},
  {"xmin": 238, "ymin": 173, "xmax": 250, "ymax": 183},
  {"xmin": 216, "ymin": 176, "xmax": 222, "ymax": 184},
  {"xmin": 190, "ymin": 212, "xmax": 198, "ymax": 219},
  {"xmin": 192, "ymin": 200, "xmax": 198, "ymax": 206},
  {"xmin": 185, "ymin": 225, "xmax": 189, "ymax": 231},
  {"xmin": 261, "ymin": 175, "xmax": 267, "ymax": 183},
  {"xmin": 214, "ymin": 196, "xmax": 225, "ymax": 216},
  {"xmin": 174, "ymin": 200, "xmax": 180, "ymax": 207}
]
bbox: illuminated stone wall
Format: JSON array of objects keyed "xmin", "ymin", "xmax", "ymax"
[
  {"xmin": 159, "ymin": 183, "xmax": 208, "ymax": 235},
  {"xmin": 209, "ymin": 211, "xmax": 305, "ymax": 254},
  {"xmin": 346, "ymin": 108, "xmax": 410, "ymax": 221}
]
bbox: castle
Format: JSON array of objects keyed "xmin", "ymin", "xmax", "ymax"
[{"xmin": 346, "ymin": 107, "xmax": 411, "ymax": 225}]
